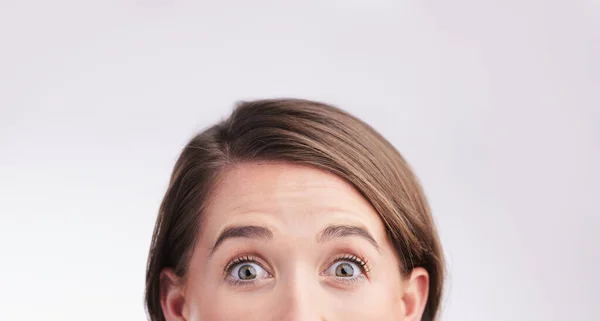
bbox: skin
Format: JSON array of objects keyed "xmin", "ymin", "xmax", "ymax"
[{"xmin": 161, "ymin": 162, "xmax": 429, "ymax": 321}]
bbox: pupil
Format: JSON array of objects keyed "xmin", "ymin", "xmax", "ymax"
[
  {"xmin": 238, "ymin": 264, "xmax": 257, "ymax": 279},
  {"xmin": 336, "ymin": 263, "xmax": 354, "ymax": 277}
]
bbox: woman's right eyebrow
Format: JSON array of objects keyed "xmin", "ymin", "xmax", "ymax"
[
  {"xmin": 209, "ymin": 225, "xmax": 273, "ymax": 256},
  {"xmin": 208, "ymin": 223, "xmax": 380, "ymax": 257}
]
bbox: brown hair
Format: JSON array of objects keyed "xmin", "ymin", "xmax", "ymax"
[{"xmin": 145, "ymin": 98, "xmax": 444, "ymax": 321}]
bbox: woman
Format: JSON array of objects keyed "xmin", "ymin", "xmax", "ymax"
[{"xmin": 145, "ymin": 99, "xmax": 444, "ymax": 321}]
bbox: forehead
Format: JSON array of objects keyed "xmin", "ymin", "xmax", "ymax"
[{"xmin": 203, "ymin": 162, "xmax": 384, "ymax": 232}]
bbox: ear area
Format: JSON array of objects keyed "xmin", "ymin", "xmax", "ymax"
[
  {"xmin": 160, "ymin": 268, "xmax": 187, "ymax": 321},
  {"xmin": 402, "ymin": 267, "xmax": 430, "ymax": 321}
]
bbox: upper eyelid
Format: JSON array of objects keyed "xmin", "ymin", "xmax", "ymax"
[
  {"xmin": 332, "ymin": 253, "xmax": 366, "ymax": 262},
  {"xmin": 328, "ymin": 253, "xmax": 372, "ymax": 275},
  {"xmin": 223, "ymin": 255, "xmax": 271, "ymax": 275},
  {"xmin": 224, "ymin": 255, "xmax": 254, "ymax": 271},
  {"xmin": 222, "ymin": 252, "xmax": 372, "ymax": 278},
  {"xmin": 224, "ymin": 256, "xmax": 248, "ymax": 272},
  {"xmin": 331, "ymin": 253, "xmax": 368, "ymax": 266}
]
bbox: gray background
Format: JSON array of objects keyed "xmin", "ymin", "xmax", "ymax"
[{"xmin": 1, "ymin": 1, "xmax": 598, "ymax": 320}]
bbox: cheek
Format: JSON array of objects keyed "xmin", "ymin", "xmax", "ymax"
[
  {"xmin": 186, "ymin": 285, "xmax": 405, "ymax": 321},
  {"xmin": 184, "ymin": 267, "xmax": 278, "ymax": 321},
  {"xmin": 352, "ymin": 263, "xmax": 404, "ymax": 320},
  {"xmin": 340, "ymin": 281, "xmax": 404, "ymax": 321}
]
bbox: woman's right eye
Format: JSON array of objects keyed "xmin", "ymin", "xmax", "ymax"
[{"xmin": 228, "ymin": 261, "xmax": 270, "ymax": 281}]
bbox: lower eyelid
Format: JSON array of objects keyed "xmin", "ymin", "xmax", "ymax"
[
  {"xmin": 324, "ymin": 274, "xmax": 367, "ymax": 287},
  {"xmin": 225, "ymin": 275, "xmax": 275, "ymax": 291},
  {"xmin": 341, "ymin": 274, "xmax": 366, "ymax": 282},
  {"xmin": 226, "ymin": 278, "xmax": 259, "ymax": 287}
]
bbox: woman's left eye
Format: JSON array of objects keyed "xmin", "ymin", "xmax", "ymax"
[{"xmin": 325, "ymin": 261, "xmax": 363, "ymax": 278}]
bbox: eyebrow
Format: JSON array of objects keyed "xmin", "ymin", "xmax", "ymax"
[
  {"xmin": 208, "ymin": 224, "xmax": 379, "ymax": 256},
  {"xmin": 317, "ymin": 224, "xmax": 380, "ymax": 251},
  {"xmin": 209, "ymin": 225, "xmax": 273, "ymax": 256}
]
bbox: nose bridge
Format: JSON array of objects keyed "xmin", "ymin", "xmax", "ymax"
[{"xmin": 275, "ymin": 263, "xmax": 324, "ymax": 321}]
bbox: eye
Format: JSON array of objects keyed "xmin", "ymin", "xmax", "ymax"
[
  {"xmin": 321, "ymin": 254, "xmax": 369, "ymax": 287},
  {"xmin": 325, "ymin": 260, "xmax": 363, "ymax": 278},
  {"xmin": 228, "ymin": 261, "xmax": 270, "ymax": 281}
]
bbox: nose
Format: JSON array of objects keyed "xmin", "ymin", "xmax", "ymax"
[{"xmin": 272, "ymin": 267, "xmax": 325, "ymax": 321}]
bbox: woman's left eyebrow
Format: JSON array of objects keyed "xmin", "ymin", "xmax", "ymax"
[
  {"xmin": 317, "ymin": 224, "xmax": 380, "ymax": 251},
  {"xmin": 208, "ymin": 224, "xmax": 380, "ymax": 256}
]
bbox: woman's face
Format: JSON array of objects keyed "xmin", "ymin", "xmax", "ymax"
[{"xmin": 161, "ymin": 162, "xmax": 429, "ymax": 321}]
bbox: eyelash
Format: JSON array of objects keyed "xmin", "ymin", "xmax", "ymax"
[
  {"xmin": 223, "ymin": 252, "xmax": 371, "ymax": 287},
  {"xmin": 228, "ymin": 278, "xmax": 260, "ymax": 287},
  {"xmin": 223, "ymin": 254, "xmax": 268, "ymax": 287},
  {"xmin": 223, "ymin": 254, "xmax": 268, "ymax": 277},
  {"xmin": 330, "ymin": 253, "xmax": 371, "ymax": 274},
  {"xmin": 223, "ymin": 254, "xmax": 259, "ymax": 273}
]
